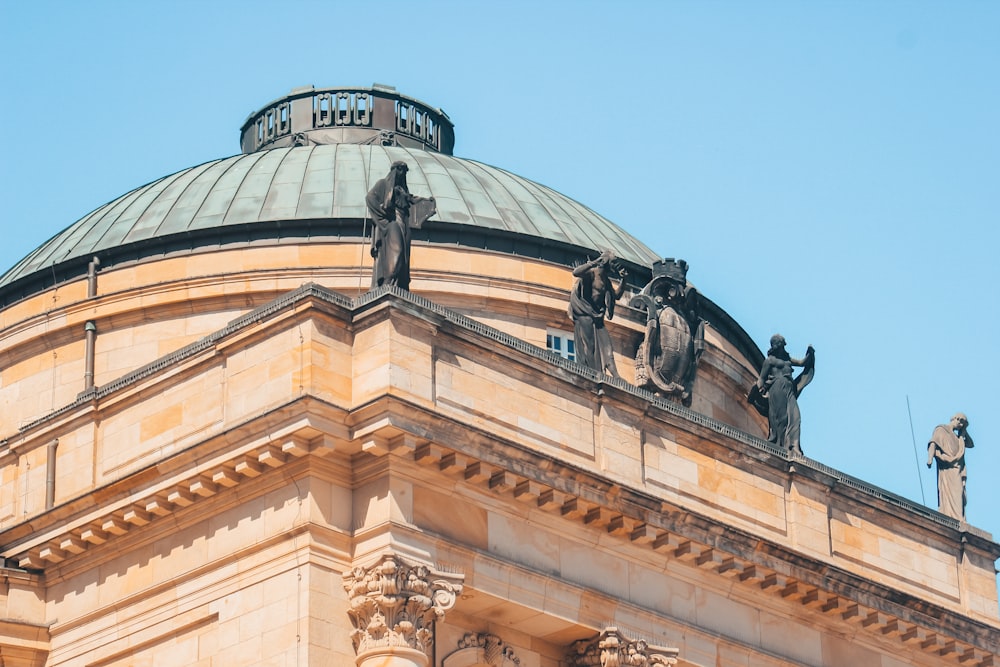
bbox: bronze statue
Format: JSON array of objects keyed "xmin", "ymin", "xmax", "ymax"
[
  {"xmin": 747, "ymin": 334, "xmax": 815, "ymax": 455},
  {"xmin": 630, "ymin": 259, "xmax": 704, "ymax": 406},
  {"xmin": 927, "ymin": 413, "xmax": 974, "ymax": 521},
  {"xmin": 569, "ymin": 250, "xmax": 628, "ymax": 378},
  {"xmin": 365, "ymin": 161, "xmax": 436, "ymax": 291}
]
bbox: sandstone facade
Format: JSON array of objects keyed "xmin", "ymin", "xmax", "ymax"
[
  {"xmin": 2, "ymin": 84, "xmax": 997, "ymax": 667},
  {"xmin": 1, "ymin": 248, "xmax": 997, "ymax": 666}
]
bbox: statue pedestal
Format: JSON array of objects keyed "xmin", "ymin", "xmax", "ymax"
[{"xmin": 356, "ymin": 646, "xmax": 428, "ymax": 667}]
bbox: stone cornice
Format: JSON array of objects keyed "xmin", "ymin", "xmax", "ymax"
[
  {"xmin": 1, "ymin": 405, "xmax": 342, "ymax": 559},
  {"xmin": 397, "ymin": 422, "xmax": 999, "ymax": 664},
  {"xmin": 1, "ymin": 284, "xmax": 995, "ymax": 548},
  {"xmin": 1, "ymin": 286, "xmax": 997, "ymax": 665},
  {"xmin": 2, "ymin": 395, "xmax": 997, "ymax": 664}
]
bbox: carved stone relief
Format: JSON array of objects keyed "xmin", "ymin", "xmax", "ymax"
[
  {"xmin": 442, "ymin": 632, "xmax": 522, "ymax": 667},
  {"xmin": 568, "ymin": 627, "xmax": 679, "ymax": 667},
  {"xmin": 630, "ymin": 259, "xmax": 704, "ymax": 406},
  {"xmin": 342, "ymin": 553, "xmax": 464, "ymax": 663}
]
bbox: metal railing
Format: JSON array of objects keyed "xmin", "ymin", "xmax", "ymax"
[{"xmin": 240, "ymin": 85, "xmax": 454, "ymax": 154}]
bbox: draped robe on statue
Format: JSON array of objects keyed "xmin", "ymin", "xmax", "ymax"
[
  {"xmin": 928, "ymin": 424, "xmax": 973, "ymax": 520},
  {"xmin": 749, "ymin": 345, "xmax": 814, "ymax": 456},
  {"xmin": 365, "ymin": 162, "xmax": 436, "ymax": 291},
  {"xmin": 569, "ymin": 281, "xmax": 618, "ymax": 377}
]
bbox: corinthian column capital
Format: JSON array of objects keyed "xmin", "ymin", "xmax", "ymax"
[
  {"xmin": 568, "ymin": 627, "xmax": 679, "ymax": 667},
  {"xmin": 343, "ymin": 553, "xmax": 465, "ymax": 664}
]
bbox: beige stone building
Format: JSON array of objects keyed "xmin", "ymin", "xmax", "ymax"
[{"xmin": 1, "ymin": 85, "xmax": 997, "ymax": 667}]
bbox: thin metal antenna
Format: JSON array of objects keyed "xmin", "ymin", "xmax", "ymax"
[{"xmin": 906, "ymin": 395, "xmax": 927, "ymax": 505}]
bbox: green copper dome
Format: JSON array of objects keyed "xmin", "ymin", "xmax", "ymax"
[
  {"xmin": 0, "ymin": 145, "xmax": 661, "ymax": 301},
  {"xmin": 1, "ymin": 85, "xmax": 662, "ymax": 304}
]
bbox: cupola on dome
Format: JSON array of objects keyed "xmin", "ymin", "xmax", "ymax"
[{"xmin": 0, "ymin": 84, "xmax": 660, "ymax": 305}]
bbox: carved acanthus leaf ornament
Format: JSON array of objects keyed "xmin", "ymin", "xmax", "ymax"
[
  {"xmin": 568, "ymin": 627, "xmax": 679, "ymax": 667},
  {"xmin": 342, "ymin": 553, "xmax": 464, "ymax": 657},
  {"xmin": 457, "ymin": 632, "xmax": 521, "ymax": 666}
]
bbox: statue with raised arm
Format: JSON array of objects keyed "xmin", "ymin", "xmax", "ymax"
[
  {"xmin": 927, "ymin": 413, "xmax": 974, "ymax": 521},
  {"xmin": 366, "ymin": 161, "xmax": 436, "ymax": 291},
  {"xmin": 569, "ymin": 250, "xmax": 628, "ymax": 378},
  {"xmin": 747, "ymin": 334, "xmax": 815, "ymax": 455},
  {"xmin": 630, "ymin": 259, "xmax": 704, "ymax": 406}
]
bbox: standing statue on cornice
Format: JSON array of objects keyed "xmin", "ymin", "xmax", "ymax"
[
  {"xmin": 927, "ymin": 412, "xmax": 974, "ymax": 521},
  {"xmin": 366, "ymin": 161, "xmax": 436, "ymax": 291},
  {"xmin": 747, "ymin": 334, "xmax": 815, "ymax": 456},
  {"xmin": 630, "ymin": 259, "xmax": 704, "ymax": 406},
  {"xmin": 569, "ymin": 250, "xmax": 628, "ymax": 378}
]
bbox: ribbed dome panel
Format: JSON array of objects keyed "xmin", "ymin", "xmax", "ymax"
[{"xmin": 2, "ymin": 145, "xmax": 660, "ymax": 289}]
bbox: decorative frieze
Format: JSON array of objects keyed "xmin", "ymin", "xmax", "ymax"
[
  {"xmin": 568, "ymin": 627, "xmax": 679, "ymax": 667},
  {"xmin": 342, "ymin": 553, "xmax": 464, "ymax": 660}
]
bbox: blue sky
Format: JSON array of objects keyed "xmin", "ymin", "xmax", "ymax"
[{"xmin": 2, "ymin": 2, "xmax": 998, "ymax": 575}]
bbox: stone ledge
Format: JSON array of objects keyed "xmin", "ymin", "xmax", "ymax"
[
  {"xmin": 4, "ymin": 404, "xmax": 996, "ymax": 666},
  {"xmin": 5, "ymin": 284, "xmax": 992, "ymax": 547},
  {"xmin": 407, "ymin": 434, "xmax": 998, "ymax": 667}
]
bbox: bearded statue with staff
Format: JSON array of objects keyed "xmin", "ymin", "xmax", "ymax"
[{"xmin": 365, "ymin": 161, "xmax": 436, "ymax": 291}]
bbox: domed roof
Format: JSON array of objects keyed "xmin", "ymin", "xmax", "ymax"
[{"xmin": 0, "ymin": 144, "xmax": 661, "ymax": 299}]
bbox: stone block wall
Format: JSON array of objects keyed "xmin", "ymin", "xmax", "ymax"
[{"xmin": 1, "ymin": 269, "xmax": 997, "ymax": 666}]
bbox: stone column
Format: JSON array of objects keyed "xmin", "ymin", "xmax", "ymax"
[
  {"xmin": 343, "ymin": 553, "xmax": 464, "ymax": 667},
  {"xmin": 568, "ymin": 627, "xmax": 679, "ymax": 667}
]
